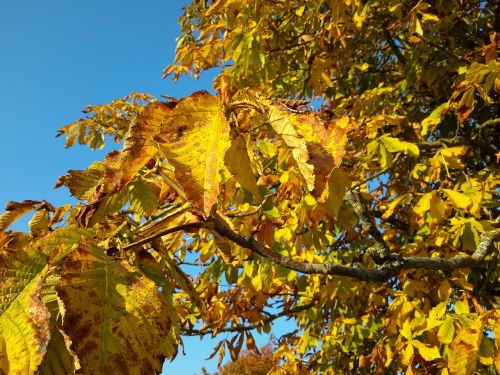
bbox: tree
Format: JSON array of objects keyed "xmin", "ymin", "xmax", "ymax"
[
  {"xmin": 202, "ymin": 340, "xmax": 278, "ymax": 375},
  {"xmin": 0, "ymin": 0, "xmax": 499, "ymax": 374}
]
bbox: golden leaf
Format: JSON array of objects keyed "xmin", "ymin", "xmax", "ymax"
[{"xmin": 156, "ymin": 91, "xmax": 230, "ymax": 216}]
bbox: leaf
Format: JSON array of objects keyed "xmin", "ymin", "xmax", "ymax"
[
  {"xmin": 128, "ymin": 180, "xmax": 159, "ymax": 217},
  {"xmin": 39, "ymin": 289, "xmax": 81, "ymax": 374},
  {"xmin": 412, "ymin": 340, "xmax": 441, "ymax": 361},
  {"xmin": 0, "ymin": 244, "xmax": 50, "ymax": 375},
  {"xmin": 156, "ymin": 91, "xmax": 231, "ymax": 216},
  {"xmin": 267, "ymin": 106, "xmax": 347, "ymax": 195},
  {"xmin": 380, "ymin": 136, "xmax": 419, "ymax": 157},
  {"xmin": 382, "ymin": 194, "xmax": 408, "ymax": 219},
  {"xmin": 457, "ymin": 87, "xmax": 475, "ymax": 123},
  {"xmin": 448, "ymin": 316, "xmax": 485, "ymax": 375},
  {"xmin": 442, "ymin": 189, "xmax": 471, "ymax": 210},
  {"xmin": 224, "ymin": 134, "xmax": 261, "ymax": 199},
  {"xmin": 0, "ymin": 200, "xmax": 41, "ymax": 231},
  {"xmin": 268, "ymin": 107, "xmax": 314, "ymax": 191},
  {"xmin": 438, "ymin": 317, "xmax": 455, "ymax": 344},
  {"xmin": 50, "ymin": 204, "xmax": 72, "ymax": 226},
  {"xmin": 54, "ymin": 168, "xmax": 103, "ymax": 201},
  {"xmin": 29, "ymin": 207, "xmax": 51, "ymax": 236},
  {"xmin": 465, "ymin": 62, "xmax": 494, "ymax": 84},
  {"xmin": 439, "ymin": 146, "xmax": 468, "ymax": 169},
  {"xmin": 322, "ymin": 168, "xmax": 350, "ymax": 218},
  {"xmin": 56, "ymin": 242, "xmax": 179, "ymax": 374},
  {"xmin": 421, "ymin": 103, "xmax": 447, "ymax": 136}
]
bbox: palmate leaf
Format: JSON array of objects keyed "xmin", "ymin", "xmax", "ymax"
[
  {"xmin": 0, "ymin": 243, "xmax": 50, "ymax": 375},
  {"xmin": 155, "ymin": 91, "xmax": 230, "ymax": 216},
  {"xmin": 55, "ymin": 242, "xmax": 178, "ymax": 374}
]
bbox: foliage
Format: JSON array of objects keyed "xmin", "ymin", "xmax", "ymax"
[{"xmin": 1, "ymin": 1, "xmax": 500, "ymax": 374}]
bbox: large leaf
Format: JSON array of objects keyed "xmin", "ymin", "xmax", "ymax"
[
  {"xmin": 56, "ymin": 242, "xmax": 178, "ymax": 374},
  {"xmin": 155, "ymin": 91, "xmax": 231, "ymax": 216},
  {"xmin": 0, "ymin": 244, "xmax": 50, "ymax": 375},
  {"xmin": 38, "ymin": 276, "xmax": 81, "ymax": 375}
]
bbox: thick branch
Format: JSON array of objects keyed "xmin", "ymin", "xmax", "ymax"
[
  {"xmin": 210, "ymin": 212, "xmax": 388, "ymax": 281},
  {"xmin": 209, "ymin": 212, "xmax": 499, "ymax": 283},
  {"xmin": 181, "ymin": 302, "xmax": 314, "ymax": 336}
]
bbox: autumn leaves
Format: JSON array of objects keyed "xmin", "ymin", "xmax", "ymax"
[{"xmin": 57, "ymin": 90, "xmax": 348, "ymax": 226}]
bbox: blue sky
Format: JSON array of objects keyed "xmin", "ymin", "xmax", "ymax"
[{"xmin": 0, "ymin": 1, "xmax": 288, "ymax": 374}]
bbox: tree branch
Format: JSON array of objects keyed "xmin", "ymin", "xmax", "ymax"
[
  {"xmin": 344, "ymin": 190, "xmax": 390, "ymax": 256},
  {"xmin": 208, "ymin": 211, "xmax": 500, "ymax": 282},
  {"xmin": 123, "ymin": 222, "xmax": 204, "ymax": 250},
  {"xmin": 181, "ymin": 302, "xmax": 314, "ymax": 336}
]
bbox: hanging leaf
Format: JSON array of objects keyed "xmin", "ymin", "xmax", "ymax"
[
  {"xmin": 0, "ymin": 200, "xmax": 41, "ymax": 231},
  {"xmin": 155, "ymin": 91, "xmax": 231, "ymax": 216},
  {"xmin": 224, "ymin": 134, "xmax": 261, "ymax": 200}
]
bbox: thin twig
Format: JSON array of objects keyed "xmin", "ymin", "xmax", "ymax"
[{"xmin": 181, "ymin": 302, "xmax": 314, "ymax": 336}]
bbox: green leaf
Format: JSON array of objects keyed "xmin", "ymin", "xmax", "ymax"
[
  {"xmin": 128, "ymin": 180, "xmax": 159, "ymax": 217},
  {"xmin": 438, "ymin": 317, "xmax": 455, "ymax": 344}
]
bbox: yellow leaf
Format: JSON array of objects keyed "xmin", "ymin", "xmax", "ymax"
[
  {"xmin": 457, "ymin": 87, "xmax": 475, "ymax": 123},
  {"xmin": 454, "ymin": 301, "xmax": 469, "ymax": 315},
  {"xmin": 267, "ymin": 106, "xmax": 347, "ymax": 195},
  {"xmin": 438, "ymin": 317, "xmax": 455, "ymax": 344},
  {"xmin": 421, "ymin": 103, "xmax": 447, "ymax": 136},
  {"xmin": 295, "ymin": 5, "xmax": 305, "ymax": 16},
  {"xmin": 420, "ymin": 12, "xmax": 440, "ymax": 22},
  {"xmin": 448, "ymin": 316, "xmax": 485, "ymax": 375},
  {"xmin": 156, "ymin": 91, "xmax": 231, "ymax": 216},
  {"xmin": 380, "ymin": 136, "xmax": 420, "ymax": 157},
  {"xmin": 224, "ymin": 134, "xmax": 261, "ymax": 199},
  {"xmin": 267, "ymin": 108, "xmax": 313, "ymax": 192},
  {"xmin": 382, "ymin": 194, "xmax": 408, "ymax": 219},
  {"xmin": 0, "ymin": 200, "xmax": 41, "ymax": 231},
  {"xmin": 413, "ymin": 340, "xmax": 441, "ymax": 361},
  {"xmin": 304, "ymin": 194, "xmax": 316, "ymax": 206},
  {"xmin": 401, "ymin": 320, "xmax": 412, "ymax": 340},
  {"xmin": 401, "ymin": 342, "xmax": 414, "ymax": 365},
  {"xmin": 413, "ymin": 192, "xmax": 433, "ymax": 216},
  {"xmin": 439, "ymin": 146, "xmax": 468, "ymax": 169},
  {"xmin": 442, "ymin": 189, "xmax": 471, "ymax": 210},
  {"xmin": 438, "ymin": 279, "xmax": 452, "ymax": 301}
]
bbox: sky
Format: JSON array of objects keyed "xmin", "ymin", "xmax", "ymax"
[{"xmin": 0, "ymin": 1, "xmax": 288, "ymax": 374}]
